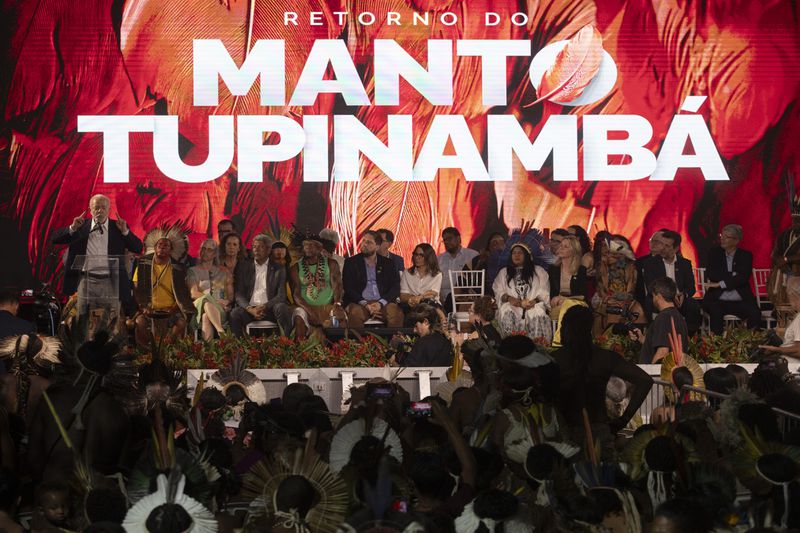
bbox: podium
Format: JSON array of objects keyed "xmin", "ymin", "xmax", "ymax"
[{"xmin": 71, "ymin": 255, "xmax": 125, "ymax": 336}]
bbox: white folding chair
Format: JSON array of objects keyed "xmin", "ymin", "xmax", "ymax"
[
  {"xmin": 449, "ymin": 270, "xmax": 485, "ymax": 330},
  {"xmin": 246, "ymin": 320, "xmax": 278, "ymax": 336},
  {"xmin": 753, "ymin": 268, "xmax": 776, "ymax": 329}
]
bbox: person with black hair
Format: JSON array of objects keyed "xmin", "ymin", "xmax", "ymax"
[
  {"xmin": 631, "ymin": 277, "xmax": 689, "ymax": 364},
  {"xmin": 553, "ymin": 306, "xmax": 653, "ymax": 452},
  {"xmin": 492, "ymin": 242, "xmax": 551, "ymax": 339},
  {"xmin": 438, "ymin": 227, "xmax": 479, "ymax": 309},
  {"xmin": 217, "ymin": 219, "xmax": 236, "ymax": 243},
  {"xmin": 377, "ymin": 228, "xmax": 405, "ymax": 273},
  {"xmin": 640, "ymin": 229, "xmax": 701, "ymax": 334},
  {"xmin": 32, "ymin": 479, "xmax": 72, "ymax": 532},
  {"xmin": 391, "ymin": 304, "xmax": 451, "ymax": 367},
  {"xmin": 0, "ymin": 290, "xmax": 35, "ymax": 343},
  {"xmin": 703, "ymin": 368, "xmax": 737, "ymax": 409},
  {"xmin": 271, "ymin": 475, "xmax": 319, "ymax": 532},
  {"xmin": 84, "ymin": 486, "xmax": 128, "ymax": 526}
]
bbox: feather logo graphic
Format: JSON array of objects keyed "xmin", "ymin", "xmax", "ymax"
[{"xmin": 528, "ymin": 25, "xmax": 617, "ymax": 107}]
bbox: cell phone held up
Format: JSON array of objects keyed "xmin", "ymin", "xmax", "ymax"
[
  {"xmin": 366, "ymin": 382, "xmax": 394, "ymax": 400},
  {"xmin": 406, "ymin": 401, "xmax": 432, "ymax": 418}
]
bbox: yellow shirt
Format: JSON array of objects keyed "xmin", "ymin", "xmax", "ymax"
[{"xmin": 134, "ymin": 261, "xmax": 176, "ymax": 310}]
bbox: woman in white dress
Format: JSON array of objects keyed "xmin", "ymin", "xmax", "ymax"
[{"xmin": 492, "ymin": 243, "xmax": 551, "ymax": 339}]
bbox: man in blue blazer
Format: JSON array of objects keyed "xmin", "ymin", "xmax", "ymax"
[{"xmin": 51, "ymin": 194, "xmax": 143, "ymax": 314}]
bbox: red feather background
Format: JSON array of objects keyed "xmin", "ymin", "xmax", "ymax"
[{"xmin": 1, "ymin": 0, "xmax": 799, "ymax": 291}]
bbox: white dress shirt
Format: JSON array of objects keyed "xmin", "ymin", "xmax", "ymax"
[
  {"xmin": 400, "ymin": 270, "xmax": 443, "ymax": 302},
  {"xmin": 86, "ymin": 220, "xmax": 109, "ymax": 257},
  {"xmin": 249, "ymin": 259, "xmax": 270, "ymax": 306},
  {"xmin": 438, "ymin": 247, "xmax": 479, "ymax": 301},
  {"xmin": 662, "ymin": 257, "xmax": 676, "ymax": 282}
]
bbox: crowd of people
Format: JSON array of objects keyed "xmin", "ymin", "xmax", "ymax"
[{"xmin": 0, "ymin": 193, "xmax": 797, "ymax": 531}]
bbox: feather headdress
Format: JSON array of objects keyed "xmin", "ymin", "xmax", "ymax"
[
  {"xmin": 0, "ymin": 333, "xmax": 60, "ymax": 367},
  {"xmin": 660, "ymin": 319, "xmax": 704, "ymax": 403},
  {"xmin": 500, "ymin": 226, "xmax": 553, "ymax": 270},
  {"xmin": 328, "ymin": 418, "xmax": 403, "ymax": 475},
  {"xmin": 143, "ymin": 223, "xmax": 189, "ymax": 260},
  {"xmin": 207, "ymin": 354, "xmax": 267, "ymax": 405},
  {"xmin": 123, "ymin": 472, "xmax": 217, "ymax": 533}
]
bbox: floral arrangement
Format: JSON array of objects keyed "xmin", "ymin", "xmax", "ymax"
[
  {"xmin": 137, "ymin": 333, "xmax": 391, "ymax": 369},
  {"xmin": 135, "ymin": 326, "xmax": 767, "ymax": 370}
]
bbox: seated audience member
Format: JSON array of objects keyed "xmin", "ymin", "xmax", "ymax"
[
  {"xmin": 377, "ymin": 228, "xmax": 405, "ymax": 273},
  {"xmin": 492, "ymin": 242, "xmax": 551, "ymax": 339},
  {"xmin": 438, "ymin": 227, "xmax": 479, "ymax": 310},
  {"xmin": 548, "ymin": 235, "xmax": 589, "ymax": 317},
  {"xmin": 466, "ymin": 231, "xmax": 507, "ymax": 294},
  {"xmin": 467, "ymin": 295, "xmax": 502, "ymax": 346},
  {"xmin": 319, "ymin": 228, "xmax": 345, "ymax": 271},
  {"xmin": 187, "ymin": 239, "xmax": 233, "ymax": 340},
  {"xmin": 631, "ymin": 277, "xmax": 689, "ymax": 364},
  {"xmin": 0, "ymin": 290, "xmax": 35, "ymax": 341},
  {"xmin": 219, "ymin": 231, "xmax": 244, "ymax": 275},
  {"xmin": 400, "ymin": 243, "xmax": 442, "ymax": 315},
  {"xmin": 390, "ymin": 305, "xmax": 452, "ymax": 367},
  {"xmin": 702, "ymin": 224, "xmax": 761, "ymax": 334},
  {"xmin": 634, "ymin": 230, "xmax": 664, "ymax": 310},
  {"xmin": 593, "ymin": 236, "xmax": 646, "ymax": 335},
  {"xmin": 553, "ymin": 306, "xmax": 653, "ymax": 455},
  {"xmin": 216, "ymin": 218, "xmax": 236, "ymax": 244},
  {"xmin": 230, "ymin": 234, "xmax": 292, "ymax": 336},
  {"xmin": 269, "ymin": 240, "xmax": 289, "ymax": 266},
  {"xmin": 289, "ymin": 233, "xmax": 344, "ymax": 338},
  {"xmin": 566, "ymin": 224, "xmax": 594, "ymax": 271},
  {"xmin": 132, "ymin": 232, "xmax": 194, "ymax": 345},
  {"xmin": 548, "ymin": 228, "xmax": 570, "ymax": 255},
  {"xmin": 759, "ymin": 275, "xmax": 800, "ymax": 359},
  {"xmin": 342, "ymin": 231, "xmax": 403, "ymax": 327},
  {"xmin": 641, "ymin": 229, "xmax": 701, "ymax": 334},
  {"xmin": 176, "ymin": 233, "xmax": 196, "ymax": 269}
]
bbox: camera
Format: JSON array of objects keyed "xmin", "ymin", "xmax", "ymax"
[
  {"xmin": 406, "ymin": 401, "xmax": 432, "ymax": 417},
  {"xmin": 367, "ymin": 382, "xmax": 395, "ymax": 400},
  {"xmin": 608, "ymin": 304, "xmax": 640, "ymax": 335},
  {"xmin": 748, "ymin": 330, "xmax": 783, "ymax": 361}
]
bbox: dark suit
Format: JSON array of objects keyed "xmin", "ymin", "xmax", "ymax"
[
  {"xmin": 640, "ymin": 254, "xmax": 701, "ymax": 334},
  {"xmin": 51, "ymin": 220, "xmax": 142, "ymax": 313},
  {"xmin": 230, "ymin": 259, "xmax": 292, "ymax": 336},
  {"xmin": 0, "ymin": 310, "xmax": 36, "ymax": 340},
  {"xmin": 342, "ymin": 254, "xmax": 403, "ymax": 327},
  {"xmin": 702, "ymin": 247, "xmax": 760, "ymax": 333}
]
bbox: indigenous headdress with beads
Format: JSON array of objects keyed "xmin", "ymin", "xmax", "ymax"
[
  {"xmin": 123, "ymin": 472, "xmax": 217, "ymax": 533},
  {"xmin": 207, "ymin": 355, "xmax": 267, "ymax": 406}
]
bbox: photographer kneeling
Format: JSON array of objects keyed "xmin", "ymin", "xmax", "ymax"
[
  {"xmin": 390, "ymin": 304, "xmax": 452, "ymax": 367},
  {"xmin": 759, "ymin": 276, "xmax": 800, "ymax": 360},
  {"xmin": 630, "ymin": 277, "xmax": 689, "ymax": 364}
]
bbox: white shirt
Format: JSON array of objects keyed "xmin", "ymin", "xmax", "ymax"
[
  {"xmin": 438, "ymin": 247, "xmax": 479, "ymax": 300},
  {"xmin": 783, "ymin": 311, "xmax": 800, "ymax": 347},
  {"xmin": 249, "ymin": 259, "xmax": 270, "ymax": 306},
  {"xmin": 400, "ymin": 270, "xmax": 443, "ymax": 301},
  {"xmin": 662, "ymin": 256, "xmax": 676, "ymax": 282},
  {"xmin": 492, "ymin": 265, "xmax": 551, "ymax": 307},
  {"xmin": 86, "ymin": 220, "xmax": 109, "ymax": 257}
]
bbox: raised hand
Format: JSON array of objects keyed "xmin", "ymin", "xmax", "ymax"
[
  {"xmin": 114, "ymin": 210, "xmax": 128, "ymax": 234},
  {"xmin": 70, "ymin": 211, "xmax": 86, "ymax": 232}
]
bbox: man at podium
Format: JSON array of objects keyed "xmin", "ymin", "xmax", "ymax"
[{"xmin": 51, "ymin": 194, "xmax": 143, "ymax": 315}]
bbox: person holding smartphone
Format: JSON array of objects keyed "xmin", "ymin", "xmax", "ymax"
[{"xmin": 390, "ymin": 304, "xmax": 451, "ymax": 367}]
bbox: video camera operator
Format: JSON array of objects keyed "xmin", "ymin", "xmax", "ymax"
[{"xmin": 630, "ymin": 277, "xmax": 689, "ymax": 364}]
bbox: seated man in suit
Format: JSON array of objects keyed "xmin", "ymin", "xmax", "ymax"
[
  {"xmin": 342, "ymin": 231, "xmax": 403, "ymax": 328},
  {"xmin": 51, "ymin": 194, "xmax": 143, "ymax": 316},
  {"xmin": 132, "ymin": 231, "xmax": 194, "ymax": 345},
  {"xmin": 640, "ymin": 229, "xmax": 701, "ymax": 335},
  {"xmin": 230, "ymin": 234, "xmax": 292, "ymax": 336},
  {"xmin": 702, "ymin": 224, "xmax": 761, "ymax": 334},
  {"xmin": 289, "ymin": 233, "xmax": 345, "ymax": 338}
]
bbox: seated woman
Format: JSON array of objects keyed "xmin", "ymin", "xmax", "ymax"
[
  {"xmin": 187, "ymin": 239, "xmax": 233, "ymax": 340},
  {"xmin": 567, "ymin": 225, "xmax": 594, "ymax": 273},
  {"xmin": 399, "ymin": 243, "xmax": 443, "ymax": 318},
  {"xmin": 548, "ymin": 235, "xmax": 589, "ymax": 319},
  {"xmin": 390, "ymin": 305, "xmax": 452, "ymax": 367},
  {"xmin": 219, "ymin": 232, "xmax": 244, "ymax": 276},
  {"xmin": 592, "ymin": 236, "xmax": 646, "ymax": 336},
  {"xmin": 760, "ymin": 275, "xmax": 800, "ymax": 360},
  {"xmin": 492, "ymin": 243, "xmax": 551, "ymax": 340}
]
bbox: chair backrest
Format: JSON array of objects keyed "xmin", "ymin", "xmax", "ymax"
[
  {"xmin": 753, "ymin": 268, "xmax": 771, "ymax": 307},
  {"xmin": 693, "ymin": 267, "xmax": 707, "ymax": 297},
  {"xmin": 449, "ymin": 269, "xmax": 485, "ymax": 314}
]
